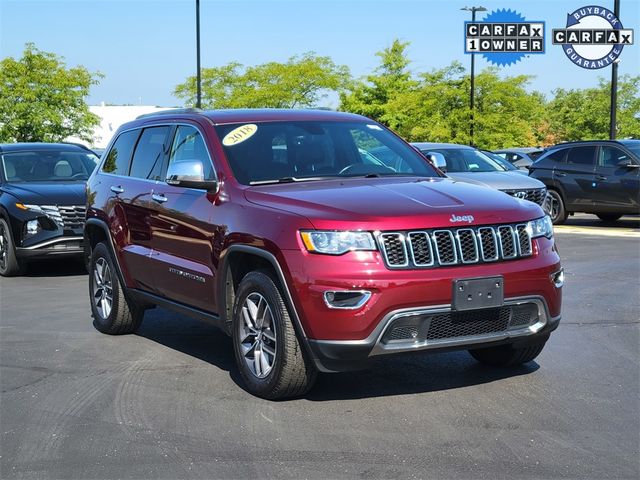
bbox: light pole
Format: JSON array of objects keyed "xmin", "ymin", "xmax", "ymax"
[
  {"xmin": 196, "ymin": 0, "xmax": 202, "ymax": 109},
  {"xmin": 461, "ymin": 6, "xmax": 486, "ymax": 146},
  {"xmin": 609, "ymin": 0, "xmax": 620, "ymax": 139}
]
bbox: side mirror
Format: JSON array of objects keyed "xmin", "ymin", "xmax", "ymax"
[
  {"xmin": 166, "ymin": 160, "xmax": 218, "ymax": 191},
  {"xmin": 617, "ymin": 159, "xmax": 640, "ymax": 169},
  {"xmin": 425, "ymin": 152, "xmax": 447, "ymax": 172}
]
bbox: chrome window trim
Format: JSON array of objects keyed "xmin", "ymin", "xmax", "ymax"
[{"xmin": 98, "ymin": 122, "xmax": 218, "ymax": 185}]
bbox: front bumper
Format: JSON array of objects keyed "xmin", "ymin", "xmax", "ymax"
[
  {"xmin": 16, "ymin": 236, "xmax": 84, "ymax": 258},
  {"xmin": 307, "ymin": 296, "xmax": 560, "ymax": 372}
]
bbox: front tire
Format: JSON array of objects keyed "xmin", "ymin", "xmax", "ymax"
[
  {"xmin": 546, "ymin": 190, "xmax": 567, "ymax": 225},
  {"xmin": 89, "ymin": 242, "xmax": 143, "ymax": 334},
  {"xmin": 468, "ymin": 338, "xmax": 548, "ymax": 367},
  {"xmin": 0, "ymin": 218, "xmax": 25, "ymax": 277},
  {"xmin": 232, "ymin": 270, "xmax": 317, "ymax": 400}
]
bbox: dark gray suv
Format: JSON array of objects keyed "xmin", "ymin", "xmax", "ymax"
[{"xmin": 529, "ymin": 140, "xmax": 640, "ymax": 224}]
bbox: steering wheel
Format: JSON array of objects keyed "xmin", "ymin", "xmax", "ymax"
[{"xmin": 70, "ymin": 173, "xmax": 88, "ymax": 180}]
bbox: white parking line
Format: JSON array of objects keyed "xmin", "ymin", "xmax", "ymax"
[{"xmin": 554, "ymin": 226, "xmax": 640, "ymax": 238}]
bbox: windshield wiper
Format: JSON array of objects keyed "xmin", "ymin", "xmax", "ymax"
[{"xmin": 249, "ymin": 176, "xmax": 334, "ymax": 185}]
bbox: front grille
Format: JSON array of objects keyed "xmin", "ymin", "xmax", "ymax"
[
  {"xmin": 382, "ymin": 303, "xmax": 539, "ymax": 344},
  {"xmin": 501, "ymin": 188, "xmax": 547, "ymax": 206},
  {"xmin": 58, "ymin": 205, "xmax": 86, "ymax": 229},
  {"xmin": 378, "ymin": 222, "xmax": 533, "ymax": 269},
  {"xmin": 39, "ymin": 205, "xmax": 86, "ymax": 229}
]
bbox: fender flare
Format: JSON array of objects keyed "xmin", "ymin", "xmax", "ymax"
[{"xmin": 217, "ymin": 245, "xmax": 309, "ymax": 342}]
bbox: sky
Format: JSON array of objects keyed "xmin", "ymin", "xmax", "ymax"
[{"xmin": 1, "ymin": 0, "xmax": 638, "ymax": 107}]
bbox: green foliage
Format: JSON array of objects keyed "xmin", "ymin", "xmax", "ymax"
[
  {"xmin": 0, "ymin": 43, "xmax": 102, "ymax": 143},
  {"xmin": 174, "ymin": 53, "xmax": 350, "ymax": 109},
  {"xmin": 548, "ymin": 75, "xmax": 640, "ymax": 141},
  {"xmin": 340, "ymin": 38, "xmax": 638, "ymax": 148}
]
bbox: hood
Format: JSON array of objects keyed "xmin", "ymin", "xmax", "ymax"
[
  {"xmin": 2, "ymin": 182, "xmax": 86, "ymax": 206},
  {"xmin": 445, "ymin": 171, "xmax": 544, "ymax": 190},
  {"xmin": 245, "ymin": 177, "xmax": 543, "ymax": 231}
]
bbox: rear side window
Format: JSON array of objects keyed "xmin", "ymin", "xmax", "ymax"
[
  {"xmin": 566, "ymin": 146, "xmax": 596, "ymax": 166},
  {"xmin": 543, "ymin": 148, "xmax": 567, "ymax": 163},
  {"xmin": 102, "ymin": 130, "xmax": 139, "ymax": 175},
  {"xmin": 129, "ymin": 126, "xmax": 170, "ymax": 180},
  {"xmin": 168, "ymin": 126, "xmax": 215, "ymax": 180}
]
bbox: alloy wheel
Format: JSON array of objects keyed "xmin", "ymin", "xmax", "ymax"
[
  {"xmin": 92, "ymin": 257, "xmax": 113, "ymax": 319},
  {"xmin": 238, "ymin": 292, "xmax": 277, "ymax": 379},
  {"xmin": 547, "ymin": 192, "xmax": 561, "ymax": 222}
]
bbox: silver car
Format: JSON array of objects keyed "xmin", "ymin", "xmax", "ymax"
[{"xmin": 412, "ymin": 142, "xmax": 548, "ymax": 208}]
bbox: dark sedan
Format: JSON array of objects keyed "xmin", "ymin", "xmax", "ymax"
[{"xmin": 0, "ymin": 143, "xmax": 99, "ymax": 276}]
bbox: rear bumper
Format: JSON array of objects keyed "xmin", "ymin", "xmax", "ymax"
[
  {"xmin": 16, "ymin": 236, "xmax": 84, "ymax": 258},
  {"xmin": 307, "ymin": 296, "xmax": 560, "ymax": 372}
]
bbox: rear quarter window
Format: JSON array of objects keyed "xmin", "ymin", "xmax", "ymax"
[{"xmin": 102, "ymin": 129, "xmax": 140, "ymax": 175}]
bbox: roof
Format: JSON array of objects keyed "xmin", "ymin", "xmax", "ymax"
[
  {"xmin": 494, "ymin": 147, "xmax": 544, "ymax": 153},
  {"xmin": 0, "ymin": 142, "xmax": 92, "ymax": 153},
  {"xmin": 136, "ymin": 108, "xmax": 368, "ymax": 125},
  {"xmin": 548, "ymin": 139, "xmax": 639, "ymax": 149},
  {"xmin": 410, "ymin": 142, "xmax": 474, "ymax": 150}
]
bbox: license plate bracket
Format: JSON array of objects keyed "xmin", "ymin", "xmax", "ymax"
[{"xmin": 452, "ymin": 276, "xmax": 504, "ymax": 311}]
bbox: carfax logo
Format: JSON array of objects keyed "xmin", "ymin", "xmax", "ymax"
[
  {"xmin": 465, "ymin": 9, "xmax": 545, "ymax": 66},
  {"xmin": 552, "ymin": 5, "xmax": 634, "ymax": 69}
]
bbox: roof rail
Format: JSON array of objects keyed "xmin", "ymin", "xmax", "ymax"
[{"xmin": 136, "ymin": 108, "xmax": 203, "ymax": 119}]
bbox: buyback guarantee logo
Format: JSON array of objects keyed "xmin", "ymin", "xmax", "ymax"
[
  {"xmin": 553, "ymin": 5, "xmax": 634, "ymax": 69},
  {"xmin": 465, "ymin": 9, "xmax": 545, "ymax": 66}
]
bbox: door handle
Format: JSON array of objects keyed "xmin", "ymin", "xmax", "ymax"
[
  {"xmin": 151, "ymin": 193, "xmax": 168, "ymax": 203},
  {"xmin": 110, "ymin": 185, "xmax": 124, "ymax": 194},
  {"xmin": 554, "ymin": 171, "xmax": 567, "ymax": 177},
  {"xmin": 595, "ymin": 175, "xmax": 607, "ymax": 181}
]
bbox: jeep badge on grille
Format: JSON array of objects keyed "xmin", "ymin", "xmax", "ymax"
[{"xmin": 450, "ymin": 214, "xmax": 475, "ymax": 223}]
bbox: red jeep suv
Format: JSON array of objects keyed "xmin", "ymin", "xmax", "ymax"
[{"xmin": 85, "ymin": 109, "xmax": 563, "ymax": 399}]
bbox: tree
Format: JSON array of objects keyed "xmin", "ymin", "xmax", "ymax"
[
  {"xmin": 340, "ymin": 39, "xmax": 417, "ymax": 126},
  {"xmin": 174, "ymin": 53, "xmax": 350, "ymax": 109},
  {"xmin": 548, "ymin": 75, "xmax": 640, "ymax": 141},
  {"xmin": 0, "ymin": 43, "xmax": 102, "ymax": 143}
]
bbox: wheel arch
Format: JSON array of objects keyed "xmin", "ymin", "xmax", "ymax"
[{"xmin": 217, "ymin": 245, "xmax": 309, "ymax": 344}]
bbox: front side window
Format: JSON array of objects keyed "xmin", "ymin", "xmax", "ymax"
[
  {"xmin": 102, "ymin": 129, "xmax": 139, "ymax": 175},
  {"xmin": 168, "ymin": 125, "xmax": 215, "ymax": 180},
  {"xmin": 215, "ymin": 121, "xmax": 438, "ymax": 185},
  {"xmin": 2, "ymin": 150, "xmax": 99, "ymax": 183},
  {"xmin": 566, "ymin": 146, "xmax": 596, "ymax": 166},
  {"xmin": 129, "ymin": 126, "xmax": 170, "ymax": 180},
  {"xmin": 599, "ymin": 146, "xmax": 629, "ymax": 168}
]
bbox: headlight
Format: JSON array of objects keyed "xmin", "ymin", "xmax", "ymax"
[
  {"xmin": 16, "ymin": 203, "xmax": 44, "ymax": 213},
  {"xmin": 300, "ymin": 230, "xmax": 376, "ymax": 255},
  {"xmin": 527, "ymin": 216, "xmax": 553, "ymax": 239}
]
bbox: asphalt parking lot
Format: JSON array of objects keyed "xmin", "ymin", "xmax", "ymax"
[{"xmin": 1, "ymin": 214, "xmax": 639, "ymax": 479}]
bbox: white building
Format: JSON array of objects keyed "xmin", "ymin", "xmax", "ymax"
[{"xmin": 67, "ymin": 104, "xmax": 173, "ymax": 148}]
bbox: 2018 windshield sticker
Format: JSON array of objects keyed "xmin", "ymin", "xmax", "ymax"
[{"xmin": 222, "ymin": 124, "xmax": 258, "ymax": 146}]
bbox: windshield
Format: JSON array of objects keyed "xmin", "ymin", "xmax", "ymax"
[
  {"xmin": 214, "ymin": 121, "xmax": 439, "ymax": 185},
  {"xmin": 1, "ymin": 150, "xmax": 99, "ymax": 183},
  {"xmin": 423, "ymin": 148, "xmax": 508, "ymax": 173},
  {"xmin": 620, "ymin": 141, "xmax": 640, "ymax": 159}
]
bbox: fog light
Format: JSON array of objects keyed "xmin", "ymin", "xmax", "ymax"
[
  {"xmin": 550, "ymin": 268, "xmax": 564, "ymax": 288},
  {"xmin": 26, "ymin": 219, "xmax": 40, "ymax": 237},
  {"xmin": 323, "ymin": 290, "xmax": 371, "ymax": 309}
]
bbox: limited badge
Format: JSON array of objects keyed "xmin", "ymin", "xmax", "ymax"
[{"xmin": 222, "ymin": 124, "xmax": 258, "ymax": 146}]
